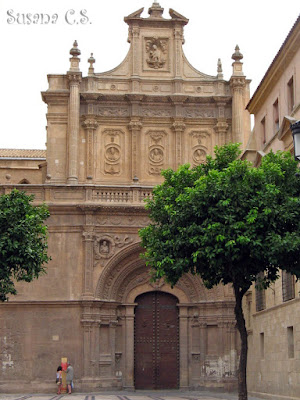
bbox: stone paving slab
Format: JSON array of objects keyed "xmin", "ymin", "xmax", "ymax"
[
  {"xmin": 0, "ymin": 397, "xmax": 231, "ymax": 400},
  {"xmin": 0, "ymin": 392, "xmax": 237, "ymax": 400},
  {"xmin": 0, "ymin": 392, "xmax": 263, "ymax": 400}
]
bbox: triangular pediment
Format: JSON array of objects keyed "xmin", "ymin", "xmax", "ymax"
[
  {"xmin": 125, "ymin": 7, "xmax": 144, "ymax": 19},
  {"xmin": 169, "ymin": 8, "xmax": 188, "ymax": 23}
]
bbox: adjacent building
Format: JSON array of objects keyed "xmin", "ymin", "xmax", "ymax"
[{"xmin": 242, "ymin": 14, "xmax": 300, "ymax": 400}]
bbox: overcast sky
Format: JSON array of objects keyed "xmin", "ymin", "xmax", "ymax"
[{"xmin": 0, "ymin": 0, "xmax": 299, "ymax": 149}]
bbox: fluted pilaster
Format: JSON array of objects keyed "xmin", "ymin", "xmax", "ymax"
[{"xmin": 67, "ymin": 73, "xmax": 82, "ymax": 184}]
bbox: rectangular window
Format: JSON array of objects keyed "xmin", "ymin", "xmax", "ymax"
[
  {"xmin": 287, "ymin": 326, "xmax": 294, "ymax": 358},
  {"xmin": 287, "ymin": 77, "xmax": 294, "ymax": 114},
  {"xmin": 261, "ymin": 117, "xmax": 266, "ymax": 144},
  {"xmin": 256, "ymin": 272, "xmax": 266, "ymax": 311},
  {"xmin": 282, "ymin": 270, "xmax": 295, "ymax": 302},
  {"xmin": 260, "ymin": 332, "xmax": 264, "ymax": 359},
  {"xmin": 273, "ymin": 99, "xmax": 279, "ymax": 133}
]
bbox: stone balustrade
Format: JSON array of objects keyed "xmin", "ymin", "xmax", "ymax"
[{"xmin": 0, "ymin": 184, "xmax": 154, "ymax": 205}]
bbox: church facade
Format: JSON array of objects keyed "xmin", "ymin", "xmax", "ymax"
[{"xmin": 0, "ymin": 3, "xmax": 251, "ymax": 392}]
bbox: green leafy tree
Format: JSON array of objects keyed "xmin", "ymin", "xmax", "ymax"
[
  {"xmin": 139, "ymin": 143, "xmax": 300, "ymax": 400},
  {"xmin": 0, "ymin": 189, "xmax": 51, "ymax": 301}
]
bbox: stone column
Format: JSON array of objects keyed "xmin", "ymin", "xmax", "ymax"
[
  {"xmin": 230, "ymin": 45, "xmax": 246, "ymax": 147},
  {"xmin": 82, "ymin": 231, "xmax": 94, "ymax": 300},
  {"xmin": 199, "ymin": 322, "xmax": 207, "ymax": 377},
  {"xmin": 218, "ymin": 321, "xmax": 225, "ymax": 357},
  {"xmin": 178, "ymin": 305, "xmax": 189, "ymax": 388},
  {"xmin": 67, "ymin": 73, "xmax": 82, "ymax": 184},
  {"xmin": 93, "ymin": 320, "xmax": 101, "ymax": 378},
  {"xmin": 173, "ymin": 25, "xmax": 185, "ymax": 92},
  {"xmin": 128, "ymin": 119, "xmax": 142, "ymax": 181},
  {"xmin": 108, "ymin": 319, "xmax": 118, "ymax": 379},
  {"xmin": 214, "ymin": 102, "xmax": 228, "ymax": 146},
  {"xmin": 229, "ymin": 321, "xmax": 237, "ymax": 376},
  {"xmin": 82, "ymin": 319, "xmax": 92, "ymax": 379},
  {"xmin": 124, "ymin": 304, "xmax": 136, "ymax": 389},
  {"xmin": 172, "ymin": 121, "xmax": 186, "ymax": 169},
  {"xmin": 130, "ymin": 25, "xmax": 140, "ymax": 92},
  {"xmin": 82, "ymin": 118, "xmax": 98, "ymax": 181},
  {"xmin": 231, "ymin": 78, "xmax": 245, "ymax": 146}
]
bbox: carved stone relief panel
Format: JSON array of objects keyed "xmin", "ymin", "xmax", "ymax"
[
  {"xmin": 96, "ymin": 107, "xmax": 129, "ymax": 117},
  {"xmin": 188, "ymin": 130, "xmax": 211, "ymax": 167},
  {"xmin": 95, "ymin": 215, "xmax": 150, "ymax": 227},
  {"xmin": 143, "ymin": 37, "xmax": 169, "ymax": 72},
  {"xmin": 141, "ymin": 107, "xmax": 172, "ymax": 118},
  {"xmin": 95, "ymin": 129, "xmax": 126, "ymax": 179},
  {"xmin": 145, "ymin": 130, "xmax": 168, "ymax": 176},
  {"xmin": 184, "ymin": 108, "xmax": 216, "ymax": 119}
]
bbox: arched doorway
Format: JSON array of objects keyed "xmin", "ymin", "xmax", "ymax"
[{"xmin": 134, "ymin": 291, "xmax": 179, "ymax": 389}]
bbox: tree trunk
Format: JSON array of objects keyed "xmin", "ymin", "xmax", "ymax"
[{"xmin": 233, "ymin": 283, "xmax": 248, "ymax": 400}]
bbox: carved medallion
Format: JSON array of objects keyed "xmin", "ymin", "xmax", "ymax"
[
  {"xmin": 193, "ymin": 148, "xmax": 206, "ymax": 165},
  {"xmin": 189, "ymin": 130, "xmax": 211, "ymax": 167},
  {"xmin": 149, "ymin": 147, "xmax": 164, "ymax": 163},
  {"xmin": 146, "ymin": 131, "xmax": 167, "ymax": 175},
  {"xmin": 102, "ymin": 130, "xmax": 123, "ymax": 176}
]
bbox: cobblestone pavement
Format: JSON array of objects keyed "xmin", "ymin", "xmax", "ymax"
[{"xmin": 0, "ymin": 391, "xmax": 262, "ymax": 400}]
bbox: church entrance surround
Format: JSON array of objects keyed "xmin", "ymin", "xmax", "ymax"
[{"xmin": 79, "ymin": 242, "xmax": 238, "ymax": 390}]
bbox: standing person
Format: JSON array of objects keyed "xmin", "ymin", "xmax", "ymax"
[
  {"xmin": 56, "ymin": 365, "xmax": 62, "ymax": 394},
  {"xmin": 66, "ymin": 361, "xmax": 74, "ymax": 394}
]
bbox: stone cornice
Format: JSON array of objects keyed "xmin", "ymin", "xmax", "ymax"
[
  {"xmin": 41, "ymin": 91, "xmax": 69, "ymax": 104},
  {"xmin": 0, "ymin": 299, "xmax": 119, "ymax": 307}
]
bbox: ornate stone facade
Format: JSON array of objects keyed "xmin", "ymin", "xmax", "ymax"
[{"xmin": 0, "ymin": 2, "xmax": 251, "ymax": 393}]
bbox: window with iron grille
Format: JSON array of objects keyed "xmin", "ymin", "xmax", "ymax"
[
  {"xmin": 287, "ymin": 76, "xmax": 294, "ymax": 114},
  {"xmin": 255, "ymin": 272, "xmax": 266, "ymax": 311},
  {"xmin": 287, "ymin": 326, "xmax": 294, "ymax": 358},
  {"xmin": 282, "ymin": 270, "xmax": 295, "ymax": 302},
  {"xmin": 273, "ymin": 98, "xmax": 279, "ymax": 133},
  {"xmin": 261, "ymin": 116, "xmax": 266, "ymax": 145}
]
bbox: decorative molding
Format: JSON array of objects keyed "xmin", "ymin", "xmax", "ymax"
[
  {"xmin": 82, "ymin": 118, "xmax": 98, "ymax": 131},
  {"xmin": 230, "ymin": 77, "xmax": 246, "ymax": 91},
  {"xmin": 128, "ymin": 121, "xmax": 143, "ymax": 131},
  {"xmin": 172, "ymin": 121, "xmax": 186, "ymax": 132},
  {"xmin": 67, "ymin": 74, "xmax": 82, "ymax": 85}
]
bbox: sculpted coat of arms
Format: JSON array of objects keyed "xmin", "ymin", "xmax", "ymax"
[{"xmin": 145, "ymin": 37, "xmax": 168, "ymax": 69}]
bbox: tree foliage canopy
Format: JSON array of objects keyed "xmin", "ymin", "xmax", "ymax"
[
  {"xmin": 139, "ymin": 143, "xmax": 300, "ymax": 400},
  {"xmin": 0, "ymin": 189, "xmax": 51, "ymax": 301},
  {"xmin": 140, "ymin": 143, "xmax": 300, "ymax": 293}
]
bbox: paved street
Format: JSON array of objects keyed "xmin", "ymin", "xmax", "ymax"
[{"xmin": 0, "ymin": 391, "xmax": 262, "ymax": 400}]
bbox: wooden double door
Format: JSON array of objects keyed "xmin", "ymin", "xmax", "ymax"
[{"xmin": 134, "ymin": 291, "xmax": 179, "ymax": 389}]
